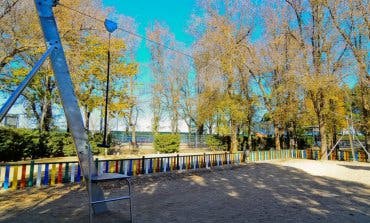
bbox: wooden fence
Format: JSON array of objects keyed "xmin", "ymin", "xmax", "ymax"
[{"xmin": 0, "ymin": 149, "xmax": 368, "ymax": 191}]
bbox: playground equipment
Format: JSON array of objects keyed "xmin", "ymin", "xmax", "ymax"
[
  {"xmin": 0, "ymin": 0, "xmax": 132, "ymax": 220},
  {"xmin": 326, "ymin": 117, "xmax": 370, "ymax": 162}
]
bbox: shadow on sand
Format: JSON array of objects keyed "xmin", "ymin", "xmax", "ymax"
[
  {"xmin": 1, "ymin": 162, "xmax": 369, "ymax": 223},
  {"xmin": 338, "ymin": 164, "xmax": 370, "ymax": 171}
]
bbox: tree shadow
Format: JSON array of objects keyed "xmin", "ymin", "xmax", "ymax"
[
  {"xmin": 0, "ymin": 184, "xmax": 131, "ymax": 223},
  {"xmin": 338, "ymin": 164, "xmax": 370, "ymax": 171},
  {"xmin": 0, "ymin": 163, "xmax": 369, "ymax": 223}
]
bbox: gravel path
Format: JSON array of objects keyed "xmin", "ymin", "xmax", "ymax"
[{"xmin": 0, "ymin": 159, "xmax": 369, "ymax": 223}]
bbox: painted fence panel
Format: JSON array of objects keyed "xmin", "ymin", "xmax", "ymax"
[{"xmin": 1, "ymin": 149, "xmax": 368, "ymax": 191}]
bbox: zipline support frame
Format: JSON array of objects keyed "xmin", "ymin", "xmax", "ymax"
[
  {"xmin": 34, "ymin": 0, "xmax": 107, "ymax": 214},
  {"xmin": 0, "ymin": 46, "xmax": 54, "ymax": 122},
  {"xmin": 0, "ymin": 0, "xmax": 132, "ymax": 217}
]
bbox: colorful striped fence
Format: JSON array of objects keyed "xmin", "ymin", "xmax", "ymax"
[
  {"xmin": 0, "ymin": 149, "xmax": 368, "ymax": 191},
  {"xmin": 0, "ymin": 152, "xmax": 238, "ymax": 191}
]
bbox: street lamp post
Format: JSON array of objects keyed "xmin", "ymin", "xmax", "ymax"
[{"xmin": 99, "ymin": 19, "xmax": 117, "ymax": 148}]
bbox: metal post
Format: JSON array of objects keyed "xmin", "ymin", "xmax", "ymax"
[
  {"xmin": 100, "ymin": 19, "xmax": 117, "ymax": 148},
  {"xmin": 0, "ymin": 46, "xmax": 54, "ymax": 122},
  {"xmin": 34, "ymin": 0, "xmax": 107, "ymax": 213},
  {"xmin": 101, "ymin": 32, "xmax": 111, "ymax": 147}
]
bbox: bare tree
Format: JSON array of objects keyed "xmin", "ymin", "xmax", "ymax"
[{"xmin": 327, "ymin": 0, "xmax": 370, "ymax": 150}]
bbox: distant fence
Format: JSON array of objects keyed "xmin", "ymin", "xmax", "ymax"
[
  {"xmin": 248, "ymin": 149, "xmax": 368, "ymax": 162},
  {"xmin": 0, "ymin": 149, "xmax": 368, "ymax": 191},
  {"xmin": 110, "ymin": 131, "xmax": 207, "ymax": 146}
]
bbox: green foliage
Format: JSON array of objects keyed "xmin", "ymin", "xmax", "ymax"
[
  {"xmin": 45, "ymin": 132, "xmax": 70, "ymax": 157},
  {"xmin": 154, "ymin": 134, "xmax": 180, "ymax": 153},
  {"xmin": 89, "ymin": 132, "xmax": 105, "ymax": 155},
  {"xmin": 205, "ymin": 135, "xmax": 229, "ymax": 151},
  {"xmin": 250, "ymin": 134, "xmax": 275, "ymax": 150},
  {"xmin": 303, "ymin": 136, "xmax": 314, "ymax": 148},
  {"xmin": 0, "ymin": 128, "xmax": 107, "ymax": 162},
  {"xmin": 45, "ymin": 132, "xmax": 104, "ymax": 157},
  {"xmin": 0, "ymin": 128, "xmax": 46, "ymax": 161},
  {"xmin": 0, "ymin": 128, "xmax": 25, "ymax": 162},
  {"xmin": 56, "ymin": 132, "xmax": 105, "ymax": 156},
  {"xmin": 22, "ymin": 129, "xmax": 42, "ymax": 159}
]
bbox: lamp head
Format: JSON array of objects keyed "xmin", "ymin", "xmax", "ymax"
[{"xmin": 104, "ymin": 19, "xmax": 118, "ymax": 33}]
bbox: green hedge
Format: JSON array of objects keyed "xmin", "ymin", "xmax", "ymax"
[
  {"xmin": 0, "ymin": 127, "xmax": 104, "ymax": 162},
  {"xmin": 154, "ymin": 134, "xmax": 180, "ymax": 153},
  {"xmin": 0, "ymin": 128, "xmax": 28, "ymax": 162},
  {"xmin": 205, "ymin": 135, "xmax": 229, "ymax": 151}
]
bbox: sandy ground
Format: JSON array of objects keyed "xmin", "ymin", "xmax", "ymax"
[{"xmin": 0, "ymin": 159, "xmax": 369, "ymax": 223}]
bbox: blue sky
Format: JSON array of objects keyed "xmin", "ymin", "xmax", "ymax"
[
  {"xmin": 103, "ymin": 0, "xmax": 196, "ymax": 62},
  {"xmin": 102, "ymin": 0, "xmax": 265, "ymax": 85},
  {"xmin": 3, "ymin": 1, "xmax": 199, "ymax": 131},
  {"xmin": 102, "ymin": 0, "xmax": 199, "ymax": 131},
  {"xmin": 102, "ymin": 0, "xmax": 200, "ymax": 108},
  {"xmin": 103, "ymin": 0, "xmax": 195, "ymax": 43},
  {"xmin": 1, "ymin": 0, "xmax": 360, "ymax": 131}
]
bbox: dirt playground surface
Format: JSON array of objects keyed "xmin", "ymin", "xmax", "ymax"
[{"xmin": 1, "ymin": 159, "xmax": 369, "ymax": 223}]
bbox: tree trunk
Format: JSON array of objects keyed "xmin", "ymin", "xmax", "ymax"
[
  {"xmin": 197, "ymin": 123, "xmax": 204, "ymax": 135},
  {"xmin": 274, "ymin": 125, "xmax": 281, "ymax": 150},
  {"xmin": 43, "ymin": 103, "xmax": 53, "ymax": 132},
  {"xmin": 293, "ymin": 123, "xmax": 298, "ymax": 150},
  {"xmin": 152, "ymin": 115, "xmax": 160, "ymax": 134},
  {"xmin": 125, "ymin": 125, "xmax": 129, "ymax": 136},
  {"xmin": 230, "ymin": 122, "xmax": 238, "ymax": 153},
  {"xmin": 131, "ymin": 124, "xmax": 136, "ymax": 145},
  {"xmin": 349, "ymin": 128, "xmax": 355, "ymax": 161},
  {"xmin": 319, "ymin": 120, "xmax": 328, "ymax": 160},
  {"xmin": 360, "ymin": 85, "xmax": 370, "ymax": 151},
  {"xmin": 288, "ymin": 123, "xmax": 295, "ymax": 149},
  {"xmin": 39, "ymin": 100, "xmax": 52, "ymax": 132},
  {"xmin": 170, "ymin": 109, "xmax": 179, "ymax": 134},
  {"xmin": 247, "ymin": 107, "xmax": 253, "ymax": 151},
  {"xmin": 188, "ymin": 123, "xmax": 191, "ymax": 146},
  {"xmin": 365, "ymin": 134, "xmax": 370, "ymax": 154},
  {"xmin": 195, "ymin": 124, "xmax": 204, "ymax": 148},
  {"xmin": 248, "ymin": 132, "xmax": 252, "ymax": 151},
  {"xmin": 208, "ymin": 124, "xmax": 213, "ymax": 135},
  {"xmin": 216, "ymin": 115, "xmax": 220, "ymax": 135},
  {"xmin": 333, "ymin": 124, "xmax": 338, "ymax": 155},
  {"xmin": 289, "ymin": 134, "xmax": 294, "ymax": 150},
  {"xmin": 84, "ymin": 109, "xmax": 91, "ymax": 132},
  {"xmin": 328, "ymin": 133, "xmax": 333, "ymax": 153},
  {"xmin": 282, "ymin": 135, "xmax": 286, "ymax": 150}
]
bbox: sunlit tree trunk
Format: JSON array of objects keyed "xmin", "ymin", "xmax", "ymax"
[
  {"xmin": 230, "ymin": 121, "xmax": 239, "ymax": 153},
  {"xmin": 318, "ymin": 116, "xmax": 328, "ymax": 160},
  {"xmin": 274, "ymin": 125, "xmax": 282, "ymax": 151}
]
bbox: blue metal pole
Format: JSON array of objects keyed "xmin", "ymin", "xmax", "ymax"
[
  {"xmin": 100, "ymin": 19, "xmax": 117, "ymax": 147},
  {"xmin": 34, "ymin": 0, "xmax": 107, "ymax": 213},
  {"xmin": 0, "ymin": 46, "xmax": 54, "ymax": 122},
  {"xmin": 101, "ymin": 33, "xmax": 111, "ymax": 147}
]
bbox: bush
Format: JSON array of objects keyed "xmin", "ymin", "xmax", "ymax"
[
  {"xmin": 45, "ymin": 131, "xmax": 69, "ymax": 157},
  {"xmin": 206, "ymin": 135, "xmax": 228, "ymax": 151},
  {"xmin": 51, "ymin": 132, "xmax": 105, "ymax": 156},
  {"xmin": 0, "ymin": 128, "xmax": 24, "ymax": 162},
  {"xmin": 0, "ymin": 127, "xmax": 106, "ymax": 162},
  {"xmin": 88, "ymin": 132, "xmax": 105, "ymax": 155},
  {"xmin": 154, "ymin": 134, "xmax": 180, "ymax": 153},
  {"xmin": 21, "ymin": 129, "xmax": 42, "ymax": 159}
]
